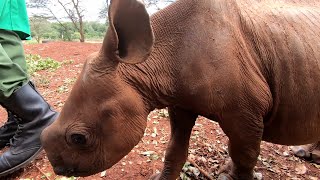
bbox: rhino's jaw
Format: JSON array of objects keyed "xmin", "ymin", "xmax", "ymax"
[
  {"xmin": 51, "ymin": 157, "xmax": 115, "ymax": 177},
  {"xmin": 53, "ymin": 166, "xmax": 92, "ymax": 177},
  {"xmin": 53, "ymin": 166, "xmax": 76, "ymax": 177}
]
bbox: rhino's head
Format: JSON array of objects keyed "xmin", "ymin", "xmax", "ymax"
[{"xmin": 41, "ymin": 0, "xmax": 154, "ymax": 177}]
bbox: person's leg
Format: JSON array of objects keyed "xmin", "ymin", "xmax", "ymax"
[
  {"xmin": 0, "ymin": 29, "xmax": 28, "ymax": 150},
  {"xmin": 0, "ymin": 30, "xmax": 28, "ymax": 73},
  {"xmin": 0, "ymin": 29, "xmax": 29, "ymax": 99},
  {"xmin": 0, "ymin": 29, "xmax": 58, "ymax": 176}
]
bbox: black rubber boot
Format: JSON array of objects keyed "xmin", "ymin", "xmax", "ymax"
[
  {"xmin": 0, "ymin": 82, "xmax": 58, "ymax": 176},
  {"xmin": 0, "ymin": 111, "xmax": 18, "ymax": 149}
]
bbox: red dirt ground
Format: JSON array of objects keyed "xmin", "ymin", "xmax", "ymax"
[{"xmin": 0, "ymin": 41, "xmax": 319, "ymax": 180}]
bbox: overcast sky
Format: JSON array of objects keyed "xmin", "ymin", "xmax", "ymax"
[
  {"xmin": 27, "ymin": 0, "xmax": 173, "ymax": 22},
  {"xmin": 27, "ymin": 0, "xmax": 106, "ymax": 21}
]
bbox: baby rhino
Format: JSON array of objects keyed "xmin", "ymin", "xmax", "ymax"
[{"xmin": 41, "ymin": 0, "xmax": 320, "ymax": 179}]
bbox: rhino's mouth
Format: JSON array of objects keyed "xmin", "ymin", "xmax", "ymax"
[{"xmin": 53, "ymin": 166, "xmax": 92, "ymax": 177}]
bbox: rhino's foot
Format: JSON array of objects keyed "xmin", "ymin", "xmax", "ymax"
[
  {"xmin": 149, "ymin": 173, "xmax": 160, "ymax": 180},
  {"xmin": 292, "ymin": 142, "xmax": 320, "ymax": 164},
  {"xmin": 218, "ymin": 160, "xmax": 255, "ymax": 180}
]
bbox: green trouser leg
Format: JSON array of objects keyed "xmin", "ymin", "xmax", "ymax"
[{"xmin": 0, "ymin": 29, "xmax": 29, "ymax": 99}]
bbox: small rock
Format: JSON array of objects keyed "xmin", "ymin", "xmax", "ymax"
[
  {"xmin": 152, "ymin": 140, "xmax": 158, "ymax": 145},
  {"xmin": 283, "ymin": 151, "xmax": 290, "ymax": 157},
  {"xmin": 254, "ymin": 172, "xmax": 263, "ymax": 180},
  {"xmin": 295, "ymin": 164, "xmax": 307, "ymax": 175},
  {"xmin": 189, "ymin": 167, "xmax": 200, "ymax": 177},
  {"xmin": 197, "ymin": 156, "xmax": 207, "ymax": 163},
  {"xmin": 189, "ymin": 154, "xmax": 196, "ymax": 161},
  {"xmin": 309, "ymin": 176, "xmax": 318, "ymax": 180},
  {"xmin": 100, "ymin": 170, "xmax": 107, "ymax": 177},
  {"xmin": 140, "ymin": 151, "xmax": 155, "ymax": 156}
]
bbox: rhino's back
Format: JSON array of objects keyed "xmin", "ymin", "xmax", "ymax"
[
  {"xmin": 149, "ymin": 0, "xmax": 320, "ymax": 144},
  {"xmin": 239, "ymin": 1, "xmax": 320, "ymax": 144}
]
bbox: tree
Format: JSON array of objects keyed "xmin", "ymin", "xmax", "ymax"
[
  {"xmin": 29, "ymin": 16, "xmax": 52, "ymax": 43},
  {"xmin": 99, "ymin": 0, "xmax": 110, "ymax": 24},
  {"xmin": 51, "ymin": 22, "xmax": 76, "ymax": 41},
  {"xmin": 85, "ymin": 22, "xmax": 107, "ymax": 39},
  {"xmin": 57, "ymin": 0, "xmax": 85, "ymax": 42},
  {"xmin": 28, "ymin": 0, "xmax": 86, "ymax": 42},
  {"xmin": 99, "ymin": 0, "xmax": 175, "ymax": 22}
]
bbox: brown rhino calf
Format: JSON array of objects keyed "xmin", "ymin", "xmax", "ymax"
[{"xmin": 41, "ymin": 0, "xmax": 320, "ymax": 179}]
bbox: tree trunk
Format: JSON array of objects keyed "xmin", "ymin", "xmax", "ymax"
[
  {"xmin": 79, "ymin": 17, "xmax": 85, "ymax": 42},
  {"xmin": 79, "ymin": 31, "xmax": 85, "ymax": 42},
  {"xmin": 36, "ymin": 36, "xmax": 41, "ymax": 43}
]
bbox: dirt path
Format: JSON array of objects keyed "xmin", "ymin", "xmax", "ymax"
[{"xmin": 0, "ymin": 42, "xmax": 318, "ymax": 180}]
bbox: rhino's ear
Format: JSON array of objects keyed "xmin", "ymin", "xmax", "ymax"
[{"xmin": 102, "ymin": 0, "xmax": 154, "ymax": 64}]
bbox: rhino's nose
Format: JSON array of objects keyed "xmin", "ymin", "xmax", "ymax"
[{"xmin": 54, "ymin": 166, "xmax": 75, "ymax": 176}]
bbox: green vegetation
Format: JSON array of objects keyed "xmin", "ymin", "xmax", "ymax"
[
  {"xmin": 35, "ymin": 76, "xmax": 50, "ymax": 88},
  {"xmin": 29, "ymin": 16, "xmax": 107, "ymax": 43},
  {"xmin": 180, "ymin": 162, "xmax": 201, "ymax": 180},
  {"xmin": 29, "ymin": 16, "xmax": 52, "ymax": 43},
  {"xmin": 56, "ymin": 78, "xmax": 77, "ymax": 94},
  {"xmin": 26, "ymin": 54, "xmax": 62, "ymax": 75}
]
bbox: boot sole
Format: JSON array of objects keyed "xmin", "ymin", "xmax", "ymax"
[{"xmin": 0, "ymin": 146, "xmax": 43, "ymax": 177}]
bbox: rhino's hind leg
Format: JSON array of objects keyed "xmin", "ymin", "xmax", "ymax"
[
  {"xmin": 292, "ymin": 142, "xmax": 320, "ymax": 164},
  {"xmin": 218, "ymin": 116, "xmax": 264, "ymax": 180},
  {"xmin": 150, "ymin": 107, "xmax": 197, "ymax": 180}
]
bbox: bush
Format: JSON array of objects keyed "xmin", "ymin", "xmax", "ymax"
[{"xmin": 26, "ymin": 54, "xmax": 61, "ymax": 75}]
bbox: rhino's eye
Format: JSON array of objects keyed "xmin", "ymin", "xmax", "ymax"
[{"xmin": 71, "ymin": 134, "xmax": 87, "ymax": 145}]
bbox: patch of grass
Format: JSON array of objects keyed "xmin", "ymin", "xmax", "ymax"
[
  {"xmin": 63, "ymin": 77, "xmax": 77, "ymax": 85},
  {"xmin": 33, "ymin": 76, "xmax": 51, "ymax": 88},
  {"xmin": 62, "ymin": 59, "xmax": 74, "ymax": 65},
  {"xmin": 56, "ymin": 77, "xmax": 77, "ymax": 94},
  {"xmin": 158, "ymin": 108, "xmax": 169, "ymax": 118},
  {"xmin": 56, "ymin": 84, "xmax": 69, "ymax": 94},
  {"xmin": 140, "ymin": 151, "xmax": 160, "ymax": 161},
  {"xmin": 180, "ymin": 161, "xmax": 204, "ymax": 180},
  {"xmin": 26, "ymin": 54, "xmax": 62, "ymax": 75},
  {"xmin": 55, "ymin": 177, "xmax": 77, "ymax": 180},
  {"xmin": 40, "ymin": 172, "xmax": 52, "ymax": 179},
  {"xmin": 180, "ymin": 162, "xmax": 193, "ymax": 180},
  {"xmin": 23, "ymin": 39, "xmax": 39, "ymax": 45}
]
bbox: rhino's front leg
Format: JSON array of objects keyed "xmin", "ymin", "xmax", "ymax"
[
  {"xmin": 150, "ymin": 107, "xmax": 197, "ymax": 180},
  {"xmin": 218, "ymin": 115, "xmax": 264, "ymax": 180}
]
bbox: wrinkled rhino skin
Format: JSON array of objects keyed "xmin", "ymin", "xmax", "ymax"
[{"xmin": 41, "ymin": 0, "xmax": 320, "ymax": 179}]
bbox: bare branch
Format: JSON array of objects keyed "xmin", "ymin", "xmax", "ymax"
[
  {"xmin": 57, "ymin": 0, "xmax": 80, "ymax": 31},
  {"xmin": 29, "ymin": 0, "xmax": 86, "ymax": 42}
]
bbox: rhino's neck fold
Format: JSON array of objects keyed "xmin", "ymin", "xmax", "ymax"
[{"xmin": 118, "ymin": 0, "xmax": 197, "ymax": 111}]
